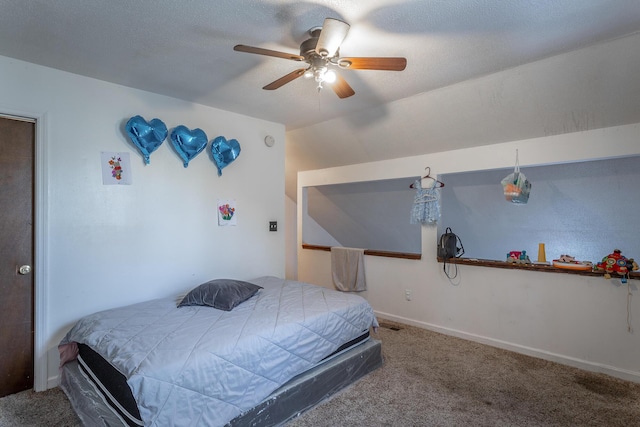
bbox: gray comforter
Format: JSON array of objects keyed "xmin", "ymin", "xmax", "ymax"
[{"xmin": 60, "ymin": 276, "xmax": 378, "ymax": 426}]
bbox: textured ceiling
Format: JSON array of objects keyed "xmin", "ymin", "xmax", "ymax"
[
  {"xmin": 1, "ymin": 0, "xmax": 639, "ymax": 131},
  {"xmin": 1, "ymin": 1, "xmax": 640, "ymax": 200}
]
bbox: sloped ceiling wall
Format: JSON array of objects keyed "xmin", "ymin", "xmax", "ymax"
[
  {"xmin": 306, "ymin": 178, "xmax": 421, "ymax": 253},
  {"xmin": 286, "ymin": 32, "xmax": 640, "ymax": 201}
]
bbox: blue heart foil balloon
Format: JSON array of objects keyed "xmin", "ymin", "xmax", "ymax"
[
  {"xmin": 125, "ymin": 115, "xmax": 168, "ymax": 164},
  {"xmin": 169, "ymin": 125, "xmax": 208, "ymax": 168},
  {"xmin": 210, "ymin": 136, "xmax": 241, "ymax": 176}
]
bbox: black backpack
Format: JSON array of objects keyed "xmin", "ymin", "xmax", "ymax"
[
  {"xmin": 438, "ymin": 227, "xmax": 464, "ymax": 259},
  {"xmin": 438, "ymin": 227, "xmax": 464, "ymax": 278}
]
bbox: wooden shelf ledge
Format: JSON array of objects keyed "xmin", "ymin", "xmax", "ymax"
[
  {"xmin": 301, "ymin": 245, "xmax": 637, "ymax": 278},
  {"xmin": 438, "ymin": 257, "xmax": 640, "ymax": 279},
  {"xmin": 302, "ymin": 244, "xmax": 421, "ymax": 260}
]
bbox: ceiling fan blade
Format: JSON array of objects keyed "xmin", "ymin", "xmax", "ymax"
[
  {"xmin": 315, "ymin": 18, "xmax": 350, "ymax": 57},
  {"xmin": 234, "ymin": 44, "xmax": 304, "ymax": 61},
  {"xmin": 263, "ymin": 68, "xmax": 307, "ymax": 90},
  {"xmin": 331, "ymin": 73, "xmax": 355, "ymax": 99},
  {"xmin": 337, "ymin": 57, "xmax": 407, "ymax": 71}
]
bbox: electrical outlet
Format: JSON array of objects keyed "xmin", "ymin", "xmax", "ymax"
[
  {"xmin": 405, "ymin": 289, "xmax": 412, "ymax": 301},
  {"xmin": 269, "ymin": 221, "xmax": 277, "ymax": 232}
]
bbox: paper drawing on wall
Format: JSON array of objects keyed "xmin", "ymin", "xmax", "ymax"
[
  {"xmin": 217, "ymin": 199, "xmax": 237, "ymax": 226},
  {"xmin": 125, "ymin": 115, "xmax": 168, "ymax": 164},
  {"xmin": 101, "ymin": 152, "xmax": 132, "ymax": 185},
  {"xmin": 169, "ymin": 125, "xmax": 208, "ymax": 168},
  {"xmin": 211, "ymin": 136, "xmax": 241, "ymax": 176}
]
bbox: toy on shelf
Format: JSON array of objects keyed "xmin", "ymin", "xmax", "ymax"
[
  {"xmin": 552, "ymin": 254, "xmax": 593, "ymax": 271},
  {"xmin": 507, "ymin": 250, "xmax": 531, "ymax": 264},
  {"xmin": 595, "ymin": 249, "xmax": 638, "ymax": 280}
]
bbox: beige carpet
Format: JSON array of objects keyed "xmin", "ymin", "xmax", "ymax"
[
  {"xmin": 1, "ymin": 320, "xmax": 639, "ymax": 426},
  {"xmin": 290, "ymin": 320, "xmax": 640, "ymax": 426},
  {"xmin": 0, "ymin": 386, "xmax": 80, "ymax": 427}
]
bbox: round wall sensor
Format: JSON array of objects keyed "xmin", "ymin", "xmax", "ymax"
[{"xmin": 264, "ymin": 135, "xmax": 275, "ymax": 147}]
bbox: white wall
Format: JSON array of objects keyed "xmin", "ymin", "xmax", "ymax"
[
  {"xmin": 301, "ymin": 190, "xmax": 342, "ymax": 248},
  {"xmin": 297, "ymin": 123, "xmax": 640, "ymax": 382},
  {"xmin": 0, "ymin": 55, "xmax": 285, "ymax": 389},
  {"xmin": 285, "ymin": 195, "xmax": 298, "ymax": 281}
]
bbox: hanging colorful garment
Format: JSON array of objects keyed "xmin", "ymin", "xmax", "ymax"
[{"xmin": 410, "ymin": 179, "xmax": 440, "ymax": 224}]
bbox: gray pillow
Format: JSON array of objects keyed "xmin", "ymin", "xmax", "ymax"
[{"xmin": 178, "ymin": 279, "xmax": 262, "ymax": 311}]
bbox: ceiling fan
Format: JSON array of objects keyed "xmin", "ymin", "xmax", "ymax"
[{"xmin": 234, "ymin": 18, "xmax": 407, "ymax": 99}]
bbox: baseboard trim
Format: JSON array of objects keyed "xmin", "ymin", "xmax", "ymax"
[
  {"xmin": 374, "ymin": 310, "xmax": 640, "ymax": 384},
  {"xmin": 47, "ymin": 374, "xmax": 60, "ymax": 390}
]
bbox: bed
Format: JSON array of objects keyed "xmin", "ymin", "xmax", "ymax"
[{"xmin": 58, "ymin": 276, "xmax": 382, "ymax": 426}]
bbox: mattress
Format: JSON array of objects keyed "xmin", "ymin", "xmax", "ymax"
[
  {"xmin": 61, "ymin": 338, "xmax": 383, "ymax": 427},
  {"xmin": 59, "ymin": 276, "xmax": 379, "ymax": 426},
  {"xmin": 77, "ymin": 343, "xmax": 142, "ymax": 426},
  {"xmin": 75, "ymin": 332, "xmax": 370, "ymax": 427}
]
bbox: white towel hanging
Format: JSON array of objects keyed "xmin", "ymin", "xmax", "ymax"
[{"xmin": 331, "ymin": 247, "xmax": 366, "ymax": 292}]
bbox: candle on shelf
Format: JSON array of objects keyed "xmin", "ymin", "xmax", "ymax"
[{"xmin": 537, "ymin": 243, "xmax": 547, "ymax": 263}]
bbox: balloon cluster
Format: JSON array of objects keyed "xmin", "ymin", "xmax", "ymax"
[{"xmin": 124, "ymin": 115, "xmax": 241, "ymax": 174}]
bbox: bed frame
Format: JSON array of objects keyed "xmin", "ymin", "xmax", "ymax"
[{"xmin": 61, "ymin": 338, "xmax": 383, "ymax": 426}]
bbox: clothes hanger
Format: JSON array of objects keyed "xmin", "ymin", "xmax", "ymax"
[{"xmin": 410, "ymin": 167, "xmax": 445, "ymax": 188}]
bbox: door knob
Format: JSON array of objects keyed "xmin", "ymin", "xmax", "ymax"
[{"xmin": 18, "ymin": 265, "xmax": 31, "ymax": 275}]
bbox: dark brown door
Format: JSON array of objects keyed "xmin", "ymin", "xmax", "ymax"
[{"xmin": 0, "ymin": 116, "xmax": 35, "ymax": 397}]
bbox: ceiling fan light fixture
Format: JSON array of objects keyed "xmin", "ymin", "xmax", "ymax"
[
  {"xmin": 313, "ymin": 67, "xmax": 327, "ymax": 82},
  {"xmin": 315, "ymin": 18, "xmax": 350, "ymax": 58},
  {"xmin": 324, "ymin": 69, "xmax": 337, "ymax": 83},
  {"xmin": 337, "ymin": 59, "xmax": 352, "ymax": 69},
  {"xmin": 303, "ymin": 69, "xmax": 314, "ymax": 79}
]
